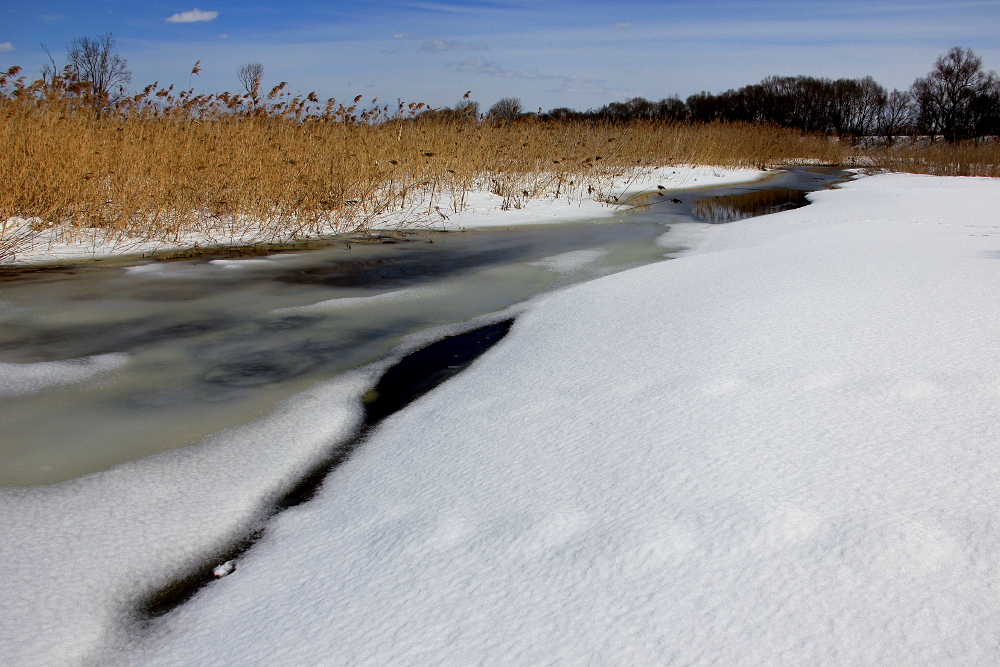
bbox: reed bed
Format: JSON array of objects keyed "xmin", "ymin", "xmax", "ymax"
[
  {"xmin": 2, "ymin": 65, "xmax": 996, "ymax": 263},
  {"xmin": 866, "ymin": 141, "xmax": 1000, "ymax": 178}
]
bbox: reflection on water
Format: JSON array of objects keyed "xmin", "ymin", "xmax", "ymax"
[{"xmin": 692, "ymin": 188, "xmax": 809, "ymax": 223}]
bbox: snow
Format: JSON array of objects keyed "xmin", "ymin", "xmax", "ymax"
[
  {"xmin": 0, "ymin": 369, "xmax": 371, "ymax": 666},
  {"xmin": 2, "ymin": 166, "xmax": 767, "ymax": 266},
  {"xmin": 119, "ymin": 173, "xmax": 1000, "ymax": 666},
  {"xmin": 6, "ymin": 171, "xmax": 1000, "ymax": 666},
  {"xmin": 434, "ymin": 165, "xmax": 769, "ymax": 230},
  {"xmin": 0, "ymin": 353, "xmax": 129, "ymax": 396},
  {"xmin": 0, "ymin": 310, "xmax": 521, "ymax": 667}
]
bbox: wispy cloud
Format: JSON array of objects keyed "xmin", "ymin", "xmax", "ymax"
[
  {"xmin": 419, "ymin": 39, "xmax": 487, "ymax": 53},
  {"xmin": 0, "ymin": 43, "xmax": 13, "ymax": 53},
  {"xmin": 456, "ymin": 58, "xmax": 628, "ymax": 96},
  {"xmin": 457, "ymin": 58, "xmax": 560, "ymax": 80},
  {"xmin": 166, "ymin": 8, "xmax": 219, "ymax": 23},
  {"xmin": 405, "ymin": 2, "xmax": 495, "ymax": 14}
]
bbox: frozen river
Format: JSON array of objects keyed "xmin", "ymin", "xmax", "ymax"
[{"xmin": 0, "ymin": 167, "xmax": 849, "ymax": 487}]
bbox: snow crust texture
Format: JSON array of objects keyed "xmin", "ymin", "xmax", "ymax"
[{"xmin": 129, "ymin": 174, "xmax": 1000, "ymax": 666}]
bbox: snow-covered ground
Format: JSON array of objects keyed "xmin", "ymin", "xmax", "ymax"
[
  {"xmin": 4, "ymin": 170, "xmax": 1000, "ymax": 666},
  {"xmin": 1, "ymin": 166, "xmax": 767, "ymax": 266},
  {"xmin": 437, "ymin": 165, "xmax": 770, "ymax": 229},
  {"xmin": 124, "ymin": 173, "xmax": 1000, "ymax": 665}
]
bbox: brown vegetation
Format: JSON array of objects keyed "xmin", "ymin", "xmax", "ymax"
[
  {"xmin": 865, "ymin": 140, "xmax": 1000, "ymax": 178},
  {"xmin": 0, "ymin": 64, "xmax": 997, "ymax": 264}
]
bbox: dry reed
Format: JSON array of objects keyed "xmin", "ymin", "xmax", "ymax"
[
  {"xmin": 866, "ymin": 140, "xmax": 1000, "ymax": 178},
  {"xmin": 2, "ymin": 65, "xmax": 996, "ymax": 263}
]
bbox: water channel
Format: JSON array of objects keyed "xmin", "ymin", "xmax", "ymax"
[{"xmin": 0, "ymin": 166, "xmax": 850, "ymax": 487}]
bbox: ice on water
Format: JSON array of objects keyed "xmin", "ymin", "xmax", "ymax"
[{"xmin": 0, "ymin": 353, "xmax": 129, "ymax": 396}]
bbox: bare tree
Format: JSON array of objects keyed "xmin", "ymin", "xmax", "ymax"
[
  {"xmin": 879, "ymin": 89, "xmax": 914, "ymax": 142},
  {"xmin": 488, "ymin": 97, "xmax": 522, "ymax": 122},
  {"xmin": 237, "ymin": 63, "xmax": 264, "ymax": 109},
  {"xmin": 66, "ymin": 33, "xmax": 131, "ymax": 113},
  {"xmin": 970, "ymin": 83, "xmax": 1000, "ymax": 137},
  {"xmin": 455, "ymin": 99, "xmax": 480, "ymax": 119},
  {"xmin": 912, "ymin": 47, "xmax": 997, "ymax": 142}
]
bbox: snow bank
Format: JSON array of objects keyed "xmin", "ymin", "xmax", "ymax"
[
  {"xmin": 128, "ymin": 173, "xmax": 1000, "ymax": 666},
  {"xmin": 3, "ymin": 167, "xmax": 767, "ymax": 266},
  {"xmin": 0, "ymin": 353, "xmax": 129, "ymax": 396},
  {"xmin": 0, "ymin": 307, "xmax": 525, "ymax": 667},
  {"xmin": 0, "ymin": 370, "xmax": 372, "ymax": 666},
  {"xmin": 438, "ymin": 165, "xmax": 769, "ymax": 229}
]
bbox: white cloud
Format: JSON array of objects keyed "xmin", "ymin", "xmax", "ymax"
[
  {"xmin": 419, "ymin": 39, "xmax": 487, "ymax": 53},
  {"xmin": 218, "ymin": 33, "xmax": 228, "ymax": 39},
  {"xmin": 166, "ymin": 8, "xmax": 219, "ymax": 23},
  {"xmin": 613, "ymin": 22, "xmax": 631, "ymax": 30},
  {"xmin": 0, "ymin": 43, "xmax": 13, "ymax": 53}
]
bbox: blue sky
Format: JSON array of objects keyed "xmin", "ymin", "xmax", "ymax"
[{"xmin": 3, "ymin": 1, "xmax": 998, "ymax": 111}]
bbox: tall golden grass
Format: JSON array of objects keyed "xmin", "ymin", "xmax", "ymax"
[
  {"xmin": 1, "ymin": 65, "xmax": 997, "ymax": 263},
  {"xmin": 866, "ymin": 141, "xmax": 1000, "ymax": 178}
]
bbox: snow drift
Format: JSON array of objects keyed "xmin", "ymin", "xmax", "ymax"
[{"xmin": 127, "ymin": 173, "xmax": 1000, "ymax": 666}]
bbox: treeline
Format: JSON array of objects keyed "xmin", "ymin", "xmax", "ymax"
[
  {"xmin": 12, "ymin": 37, "xmax": 998, "ymax": 146},
  {"xmin": 537, "ymin": 48, "xmax": 999, "ymax": 143}
]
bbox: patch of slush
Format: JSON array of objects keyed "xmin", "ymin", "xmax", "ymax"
[
  {"xmin": 124, "ymin": 261, "xmax": 276, "ymax": 278},
  {"xmin": 207, "ymin": 258, "xmax": 277, "ymax": 269},
  {"xmin": 530, "ymin": 249, "xmax": 608, "ymax": 272},
  {"xmin": 271, "ymin": 286, "xmax": 440, "ymax": 314},
  {"xmin": 122, "ymin": 173, "xmax": 1000, "ymax": 666},
  {"xmin": 122, "ymin": 263, "xmax": 218, "ymax": 279},
  {"xmin": 124, "ymin": 263, "xmax": 167, "ymax": 275},
  {"xmin": 0, "ymin": 353, "xmax": 129, "ymax": 396}
]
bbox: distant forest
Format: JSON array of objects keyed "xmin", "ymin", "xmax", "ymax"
[
  {"xmin": 8, "ymin": 38, "xmax": 999, "ymax": 145},
  {"xmin": 462, "ymin": 48, "xmax": 1000, "ymax": 143}
]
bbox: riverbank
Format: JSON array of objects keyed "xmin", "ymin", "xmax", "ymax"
[
  {"xmin": 4, "ymin": 170, "xmax": 1000, "ymax": 665},
  {"xmin": 120, "ymin": 172, "xmax": 1000, "ymax": 665},
  {"xmin": 1, "ymin": 165, "xmax": 768, "ymax": 267}
]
